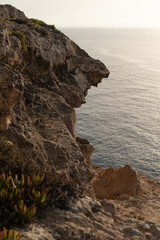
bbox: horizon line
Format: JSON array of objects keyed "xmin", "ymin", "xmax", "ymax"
[{"xmin": 59, "ymin": 26, "xmax": 160, "ymax": 29}]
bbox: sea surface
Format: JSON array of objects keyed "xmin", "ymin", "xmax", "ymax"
[{"xmin": 61, "ymin": 28, "xmax": 160, "ymax": 180}]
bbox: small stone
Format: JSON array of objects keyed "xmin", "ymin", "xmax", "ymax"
[
  {"xmin": 54, "ymin": 232, "xmax": 61, "ymax": 239},
  {"xmin": 145, "ymin": 232, "xmax": 153, "ymax": 239},
  {"xmin": 125, "ymin": 218, "xmax": 136, "ymax": 225},
  {"xmin": 137, "ymin": 215, "xmax": 145, "ymax": 221},
  {"xmin": 101, "ymin": 200, "xmax": 117, "ymax": 216},
  {"xmin": 143, "ymin": 223, "xmax": 150, "ymax": 231},
  {"xmin": 156, "ymin": 224, "xmax": 160, "ymax": 232},
  {"xmin": 92, "ymin": 205, "xmax": 101, "ymax": 213},
  {"xmin": 123, "ymin": 227, "xmax": 143, "ymax": 237}
]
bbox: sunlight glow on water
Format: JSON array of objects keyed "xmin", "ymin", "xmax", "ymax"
[{"xmin": 62, "ymin": 28, "xmax": 160, "ymax": 180}]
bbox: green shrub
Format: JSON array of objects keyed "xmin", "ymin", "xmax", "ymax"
[{"xmin": 0, "ymin": 173, "xmax": 47, "ymax": 228}]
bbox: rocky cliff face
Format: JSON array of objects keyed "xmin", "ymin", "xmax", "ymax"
[
  {"xmin": 0, "ymin": 4, "xmax": 109, "ymax": 187},
  {"xmin": 1, "ymin": 5, "xmax": 160, "ymax": 240}
]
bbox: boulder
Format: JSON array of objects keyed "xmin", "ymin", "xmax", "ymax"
[{"xmin": 92, "ymin": 165, "xmax": 141, "ymax": 199}]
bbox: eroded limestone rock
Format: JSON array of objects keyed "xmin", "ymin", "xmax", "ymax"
[
  {"xmin": 0, "ymin": 5, "xmax": 109, "ymax": 187},
  {"xmin": 92, "ymin": 165, "xmax": 141, "ymax": 199}
]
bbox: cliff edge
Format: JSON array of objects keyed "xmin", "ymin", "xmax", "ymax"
[{"xmin": 0, "ymin": 4, "xmax": 109, "ymax": 188}]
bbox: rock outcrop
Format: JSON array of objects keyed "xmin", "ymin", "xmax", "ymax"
[
  {"xmin": 0, "ymin": 4, "xmax": 109, "ymax": 187},
  {"xmin": 92, "ymin": 165, "xmax": 141, "ymax": 199},
  {"xmin": 76, "ymin": 137, "xmax": 95, "ymax": 164},
  {"xmin": 0, "ymin": 4, "xmax": 26, "ymax": 19}
]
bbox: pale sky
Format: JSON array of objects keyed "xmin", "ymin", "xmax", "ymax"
[{"xmin": 1, "ymin": 0, "xmax": 160, "ymax": 28}]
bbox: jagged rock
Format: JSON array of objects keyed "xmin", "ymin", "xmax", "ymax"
[
  {"xmin": 0, "ymin": 4, "xmax": 109, "ymax": 187},
  {"xmin": 76, "ymin": 137, "xmax": 95, "ymax": 164},
  {"xmin": 92, "ymin": 165, "xmax": 141, "ymax": 199},
  {"xmin": 0, "ymin": 4, "xmax": 26, "ymax": 19}
]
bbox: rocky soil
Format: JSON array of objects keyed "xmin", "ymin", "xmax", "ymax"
[
  {"xmin": 19, "ymin": 173, "xmax": 160, "ymax": 240},
  {"xmin": 0, "ymin": 5, "xmax": 160, "ymax": 240}
]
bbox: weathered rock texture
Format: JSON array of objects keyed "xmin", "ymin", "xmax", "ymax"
[
  {"xmin": 20, "ymin": 174, "xmax": 160, "ymax": 240},
  {"xmin": 76, "ymin": 137, "xmax": 95, "ymax": 165},
  {"xmin": 0, "ymin": 4, "xmax": 109, "ymax": 187},
  {"xmin": 92, "ymin": 165, "xmax": 141, "ymax": 199},
  {"xmin": 0, "ymin": 4, "xmax": 26, "ymax": 19}
]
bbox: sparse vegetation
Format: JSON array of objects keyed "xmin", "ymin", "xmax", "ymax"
[
  {"xmin": 0, "ymin": 173, "xmax": 47, "ymax": 228},
  {"xmin": 8, "ymin": 30, "xmax": 27, "ymax": 52},
  {"xmin": 0, "ymin": 17, "xmax": 8, "ymax": 27},
  {"xmin": 0, "ymin": 228, "xmax": 30, "ymax": 240},
  {"xmin": 7, "ymin": 18, "xmax": 27, "ymax": 25},
  {"xmin": 7, "ymin": 17, "xmax": 56, "ymax": 30},
  {"xmin": 0, "ymin": 17, "xmax": 6, "ymax": 22},
  {"xmin": 1, "ymin": 17, "xmax": 61, "ymax": 38},
  {"xmin": 28, "ymin": 18, "xmax": 48, "ymax": 28},
  {"xmin": 0, "ymin": 138, "xmax": 76, "ymax": 235}
]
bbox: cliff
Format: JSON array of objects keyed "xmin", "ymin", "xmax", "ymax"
[
  {"xmin": 0, "ymin": 4, "xmax": 109, "ymax": 188},
  {"xmin": 0, "ymin": 5, "xmax": 160, "ymax": 240}
]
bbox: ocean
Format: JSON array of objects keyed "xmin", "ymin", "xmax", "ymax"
[{"xmin": 61, "ymin": 28, "xmax": 160, "ymax": 180}]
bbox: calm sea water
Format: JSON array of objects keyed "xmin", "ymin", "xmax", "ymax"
[{"xmin": 62, "ymin": 28, "xmax": 160, "ymax": 180}]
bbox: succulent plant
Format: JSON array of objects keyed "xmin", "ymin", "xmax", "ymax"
[
  {"xmin": 0, "ymin": 228, "xmax": 30, "ymax": 240},
  {"xmin": 14, "ymin": 200, "xmax": 36, "ymax": 225},
  {"xmin": 0, "ymin": 173, "xmax": 48, "ymax": 227}
]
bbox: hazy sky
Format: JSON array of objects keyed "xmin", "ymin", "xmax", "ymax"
[{"xmin": 1, "ymin": 0, "xmax": 160, "ymax": 28}]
